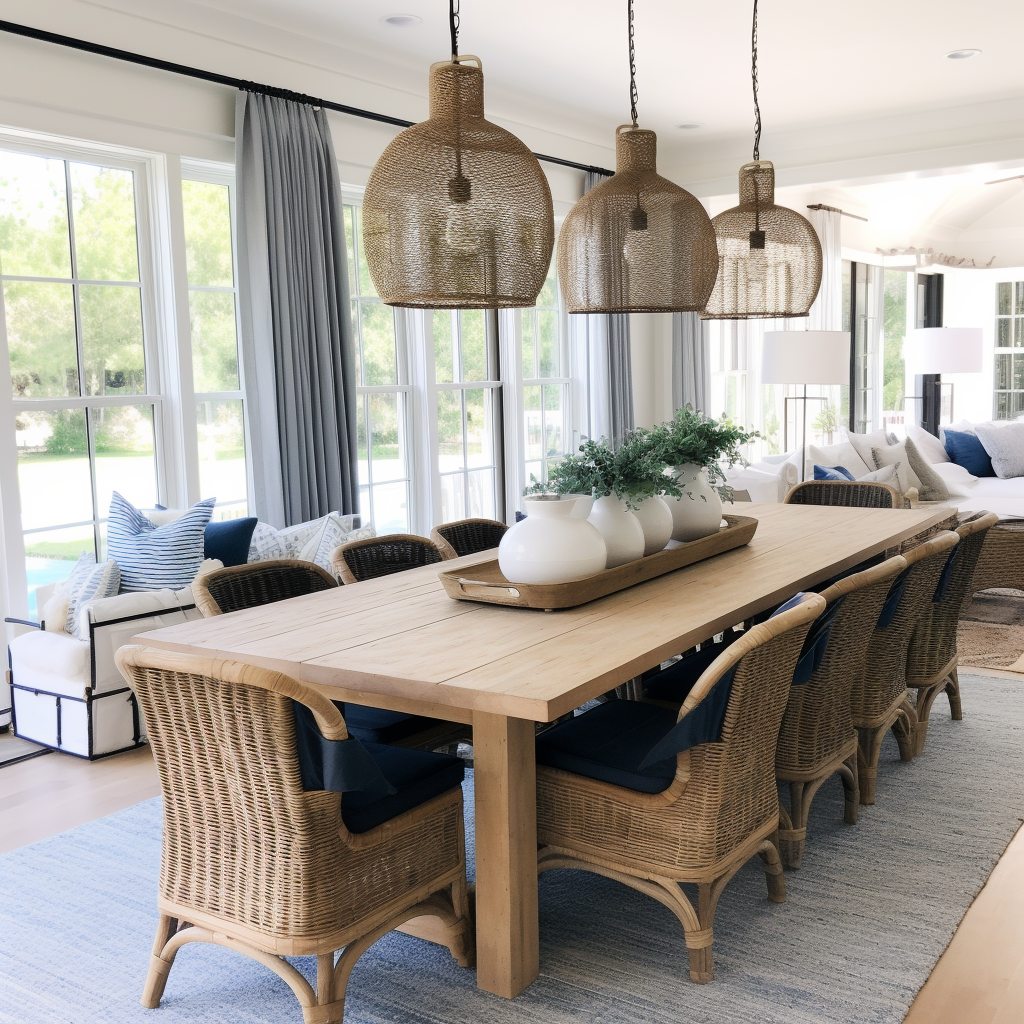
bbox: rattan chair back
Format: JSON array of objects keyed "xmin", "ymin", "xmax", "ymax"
[
  {"xmin": 776, "ymin": 554, "xmax": 908, "ymax": 779},
  {"xmin": 849, "ymin": 531, "xmax": 959, "ymax": 726},
  {"xmin": 115, "ymin": 645, "xmax": 472, "ymax": 1020},
  {"xmin": 907, "ymin": 512, "xmax": 1000, "ymax": 683},
  {"xmin": 331, "ymin": 534, "xmax": 443, "ymax": 584},
  {"xmin": 193, "ymin": 559, "xmax": 337, "ymax": 617},
  {"xmin": 430, "ymin": 518, "xmax": 508, "ymax": 559},
  {"xmin": 785, "ymin": 480, "xmax": 905, "ymax": 509}
]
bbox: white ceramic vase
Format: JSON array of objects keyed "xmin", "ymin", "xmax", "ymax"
[
  {"xmin": 562, "ymin": 493, "xmax": 595, "ymax": 520},
  {"xmin": 667, "ymin": 463, "xmax": 723, "ymax": 542},
  {"xmin": 498, "ymin": 496, "xmax": 607, "ymax": 584},
  {"xmin": 632, "ymin": 495, "xmax": 674, "ymax": 556},
  {"xmin": 588, "ymin": 494, "xmax": 645, "ymax": 568}
]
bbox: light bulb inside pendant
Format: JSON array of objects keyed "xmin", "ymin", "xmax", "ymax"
[{"xmin": 445, "ymin": 173, "xmax": 480, "ymax": 252}]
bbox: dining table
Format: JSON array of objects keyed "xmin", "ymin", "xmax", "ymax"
[{"xmin": 133, "ymin": 501, "xmax": 949, "ymax": 999}]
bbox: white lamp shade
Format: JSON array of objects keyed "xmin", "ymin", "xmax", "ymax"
[
  {"xmin": 907, "ymin": 328, "xmax": 983, "ymax": 374},
  {"xmin": 761, "ymin": 331, "xmax": 851, "ymax": 385}
]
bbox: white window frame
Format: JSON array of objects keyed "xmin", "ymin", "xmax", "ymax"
[{"xmin": 994, "ymin": 279, "xmax": 1024, "ymax": 419}]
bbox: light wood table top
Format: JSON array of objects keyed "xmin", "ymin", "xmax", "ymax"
[
  {"xmin": 135, "ymin": 502, "xmax": 949, "ymax": 724},
  {"xmin": 132, "ymin": 501, "xmax": 949, "ymax": 1001}
]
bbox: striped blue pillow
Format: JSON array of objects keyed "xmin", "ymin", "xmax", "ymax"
[
  {"xmin": 64, "ymin": 553, "xmax": 121, "ymax": 633},
  {"xmin": 108, "ymin": 491, "xmax": 216, "ymax": 592}
]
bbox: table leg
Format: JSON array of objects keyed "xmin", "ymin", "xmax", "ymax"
[{"xmin": 472, "ymin": 711, "xmax": 539, "ymax": 998}]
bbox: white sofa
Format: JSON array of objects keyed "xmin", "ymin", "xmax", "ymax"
[{"xmin": 5, "ymin": 586, "xmax": 201, "ymax": 759}]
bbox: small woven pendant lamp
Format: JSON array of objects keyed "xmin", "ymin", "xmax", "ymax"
[
  {"xmin": 702, "ymin": 0, "xmax": 821, "ymax": 319},
  {"xmin": 362, "ymin": 1, "xmax": 554, "ymax": 308},
  {"xmin": 556, "ymin": 0, "xmax": 718, "ymax": 314}
]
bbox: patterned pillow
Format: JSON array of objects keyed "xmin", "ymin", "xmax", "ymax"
[
  {"xmin": 247, "ymin": 513, "xmax": 375, "ymax": 572},
  {"xmin": 813, "ymin": 465, "xmax": 855, "ymax": 481},
  {"xmin": 108, "ymin": 491, "xmax": 216, "ymax": 592},
  {"xmin": 63, "ymin": 553, "xmax": 120, "ymax": 633}
]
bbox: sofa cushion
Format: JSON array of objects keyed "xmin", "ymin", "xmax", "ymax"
[
  {"xmin": 340, "ymin": 743, "xmax": 464, "ymax": 834},
  {"xmin": 872, "ymin": 441, "xmax": 920, "ymax": 495},
  {"xmin": 944, "ymin": 429, "xmax": 995, "ymax": 477},
  {"xmin": 930, "ymin": 461, "xmax": 978, "ymax": 497},
  {"xmin": 907, "ymin": 423, "xmax": 950, "ymax": 464},
  {"xmin": 807, "ymin": 442, "xmax": 872, "ymax": 478},
  {"xmin": 974, "ymin": 420, "xmax": 1024, "ymax": 479},
  {"xmin": 109, "ymin": 492, "xmax": 216, "ymax": 592},
  {"xmin": 847, "ymin": 429, "xmax": 895, "ymax": 472},
  {"xmin": 64, "ymin": 555, "xmax": 120, "ymax": 634},
  {"xmin": 902, "ymin": 437, "xmax": 950, "ymax": 500},
  {"xmin": 814, "ymin": 464, "xmax": 855, "ymax": 481},
  {"xmin": 248, "ymin": 514, "xmax": 375, "ymax": 572},
  {"xmin": 535, "ymin": 700, "xmax": 679, "ymax": 794},
  {"xmin": 204, "ymin": 518, "xmax": 258, "ymax": 566},
  {"xmin": 857, "ymin": 464, "xmax": 898, "ymax": 485},
  {"xmin": 9, "ymin": 629, "xmax": 91, "ymax": 697}
]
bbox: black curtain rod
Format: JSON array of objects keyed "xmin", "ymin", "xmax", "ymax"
[{"xmin": 0, "ymin": 18, "xmax": 614, "ymax": 177}]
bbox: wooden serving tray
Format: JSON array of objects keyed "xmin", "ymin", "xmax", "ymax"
[{"xmin": 438, "ymin": 514, "xmax": 758, "ymax": 610}]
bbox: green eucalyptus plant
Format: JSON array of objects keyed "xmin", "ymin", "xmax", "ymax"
[{"xmin": 646, "ymin": 406, "xmax": 760, "ymax": 486}]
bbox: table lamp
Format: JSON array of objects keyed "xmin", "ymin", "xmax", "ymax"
[{"xmin": 761, "ymin": 330, "xmax": 851, "ymax": 480}]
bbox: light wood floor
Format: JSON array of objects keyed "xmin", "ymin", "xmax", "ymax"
[{"xmin": 2, "ymin": 722, "xmax": 1023, "ymax": 1021}]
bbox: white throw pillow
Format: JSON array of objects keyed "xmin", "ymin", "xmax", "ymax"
[
  {"xmin": 974, "ymin": 420, "xmax": 1024, "ymax": 479},
  {"xmin": 930, "ymin": 461, "xmax": 979, "ymax": 497},
  {"xmin": 247, "ymin": 513, "xmax": 375, "ymax": 572},
  {"xmin": 807, "ymin": 442, "xmax": 873, "ymax": 479},
  {"xmin": 847, "ymin": 429, "xmax": 894, "ymax": 472},
  {"xmin": 857, "ymin": 464, "xmax": 898, "ymax": 485},
  {"xmin": 41, "ymin": 586, "xmax": 72, "ymax": 634},
  {"xmin": 872, "ymin": 441, "xmax": 921, "ymax": 495},
  {"xmin": 907, "ymin": 424, "xmax": 950, "ymax": 464}
]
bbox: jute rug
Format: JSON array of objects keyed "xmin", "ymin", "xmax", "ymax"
[
  {"xmin": 2, "ymin": 674, "xmax": 1023, "ymax": 1024},
  {"xmin": 958, "ymin": 590, "xmax": 1024, "ymax": 672}
]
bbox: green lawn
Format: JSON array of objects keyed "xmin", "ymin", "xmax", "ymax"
[{"xmin": 24, "ymin": 539, "xmax": 93, "ymax": 561}]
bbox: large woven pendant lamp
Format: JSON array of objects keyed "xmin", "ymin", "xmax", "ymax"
[
  {"xmin": 556, "ymin": 0, "xmax": 718, "ymax": 313},
  {"xmin": 362, "ymin": 0, "xmax": 554, "ymax": 308},
  {"xmin": 702, "ymin": 0, "xmax": 822, "ymax": 319}
]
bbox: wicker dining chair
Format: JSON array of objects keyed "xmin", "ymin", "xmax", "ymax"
[
  {"xmin": 193, "ymin": 558, "xmax": 337, "ymax": 617},
  {"xmin": 968, "ymin": 518, "xmax": 1024, "ymax": 595},
  {"xmin": 430, "ymin": 518, "xmax": 508, "ymax": 559},
  {"xmin": 774, "ymin": 554, "xmax": 908, "ymax": 868},
  {"xmin": 195, "ymin": 559, "xmax": 467, "ymax": 753},
  {"xmin": 785, "ymin": 480, "xmax": 907, "ymax": 509},
  {"xmin": 332, "ymin": 534, "xmax": 443, "ymax": 584},
  {"xmin": 535, "ymin": 592, "xmax": 825, "ymax": 983},
  {"xmin": 905, "ymin": 512, "xmax": 999, "ymax": 756},
  {"xmin": 849, "ymin": 530, "xmax": 959, "ymax": 804},
  {"xmin": 116, "ymin": 645, "xmax": 473, "ymax": 1024}
]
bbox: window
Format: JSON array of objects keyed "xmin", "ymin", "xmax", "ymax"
[
  {"xmin": 343, "ymin": 203, "xmax": 412, "ymax": 534},
  {"xmin": 881, "ymin": 270, "xmax": 909, "ymax": 433},
  {"xmin": 432, "ymin": 309, "xmax": 501, "ymax": 523},
  {"xmin": 1, "ymin": 148, "xmax": 158, "ymax": 614},
  {"xmin": 181, "ymin": 172, "xmax": 248, "ymax": 519},
  {"xmin": 994, "ymin": 280, "xmax": 1024, "ymax": 419},
  {"xmin": 519, "ymin": 264, "xmax": 570, "ymax": 490}
]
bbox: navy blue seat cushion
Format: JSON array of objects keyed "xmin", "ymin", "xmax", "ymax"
[
  {"xmin": 944, "ymin": 429, "xmax": 995, "ymax": 477},
  {"xmin": 535, "ymin": 700, "xmax": 679, "ymax": 794},
  {"xmin": 814, "ymin": 464, "xmax": 855, "ymax": 481},
  {"xmin": 643, "ymin": 634, "xmax": 740, "ymax": 702},
  {"xmin": 340, "ymin": 742, "xmax": 464, "ymax": 834},
  {"xmin": 205, "ymin": 517, "xmax": 258, "ymax": 566},
  {"xmin": 339, "ymin": 703, "xmax": 443, "ymax": 745}
]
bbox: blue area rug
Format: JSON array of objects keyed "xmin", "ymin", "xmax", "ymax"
[{"xmin": 2, "ymin": 673, "xmax": 1023, "ymax": 1024}]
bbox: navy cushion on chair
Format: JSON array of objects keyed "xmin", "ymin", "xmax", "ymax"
[
  {"xmin": 535, "ymin": 700, "xmax": 679, "ymax": 794},
  {"xmin": 339, "ymin": 704, "xmax": 443, "ymax": 745},
  {"xmin": 341, "ymin": 742, "xmax": 465, "ymax": 834},
  {"xmin": 643, "ymin": 634, "xmax": 740, "ymax": 702}
]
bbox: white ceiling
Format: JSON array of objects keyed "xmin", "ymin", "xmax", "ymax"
[{"xmin": 173, "ymin": 0, "xmax": 1024, "ymax": 142}]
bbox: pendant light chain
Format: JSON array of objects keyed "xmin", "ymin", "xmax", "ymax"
[
  {"xmin": 628, "ymin": 0, "xmax": 639, "ymax": 128},
  {"xmin": 751, "ymin": 0, "xmax": 761, "ymax": 161},
  {"xmin": 449, "ymin": 0, "xmax": 460, "ymax": 59}
]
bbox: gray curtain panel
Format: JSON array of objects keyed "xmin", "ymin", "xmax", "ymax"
[
  {"xmin": 672, "ymin": 311, "xmax": 709, "ymax": 414},
  {"xmin": 235, "ymin": 91, "xmax": 359, "ymax": 527},
  {"xmin": 582, "ymin": 170, "xmax": 633, "ymax": 447}
]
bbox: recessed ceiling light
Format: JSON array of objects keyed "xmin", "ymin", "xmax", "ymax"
[
  {"xmin": 944, "ymin": 48, "xmax": 981, "ymax": 59},
  {"xmin": 676, "ymin": 122, "xmax": 703, "ymax": 130},
  {"xmin": 382, "ymin": 14, "xmax": 422, "ymax": 27}
]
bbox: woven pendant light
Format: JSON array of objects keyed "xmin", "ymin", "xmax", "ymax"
[
  {"xmin": 556, "ymin": 0, "xmax": 718, "ymax": 314},
  {"xmin": 362, "ymin": 2, "xmax": 553, "ymax": 308},
  {"xmin": 702, "ymin": 1, "xmax": 821, "ymax": 320}
]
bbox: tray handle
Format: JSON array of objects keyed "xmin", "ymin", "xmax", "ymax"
[{"xmin": 455, "ymin": 577, "xmax": 521, "ymax": 600}]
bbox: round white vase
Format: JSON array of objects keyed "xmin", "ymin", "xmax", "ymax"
[
  {"xmin": 588, "ymin": 494, "xmax": 645, "ymax": 568},
  {"xmin": 632, "ymin": 495, "xmax": 674, "ymax": 556},
  {"xmin": 499, "ymin": 496, "xmax": 607, "ymax": 584},
  {"xmin": 562, "ymin": 493, "xmax": 595, "ymax": 520},
  {"xmin": 667, "ymin": 463, "xmax": 723, "ymax": 542}
]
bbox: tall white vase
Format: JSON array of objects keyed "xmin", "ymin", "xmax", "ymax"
[
  {"xmin": 588, "ymin": 494, "xmax": 645, "ymax": 568},
  {"xmin": 499, "ymin": 496, "xmax": 607, "ymax": 584},
  {"xmin": 668, "ymin": 463, "xmax": 723, "ymax": 542},
  {"xmin": 632, "ymin": 495, "xmax": 673, "ymax": 556}
]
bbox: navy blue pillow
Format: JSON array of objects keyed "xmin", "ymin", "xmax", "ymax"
[
  {"xmin": 944, "ymin": 429, "xmax": 994, "ymax": 477},
  {"xmin": 205, "ymin": 517, "xmax": 258, "ymax": 567},
  {"xmin": 814, "ymin": 464, "xmax": 855, "ymax": 481}
]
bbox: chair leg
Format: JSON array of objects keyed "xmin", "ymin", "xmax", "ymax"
[
  {"xmin": 946, "ymin": 668, "xmax": 962, "ymax": 721},
  {"xmin": 856, "ymin": 726, "xmax": 884, "ymax": 805},
  {"xmin": 758, "ymin": 833, "xmax": 787, "ymax": 903},
  {"xmin": 893, "ymin": 699, "xmax": 917, "ymax": 762},
  {"xmin": 778, "ymin": 782, "xmax": 807, "ymax": 870},
  {"xmin": 839, "ymin": 753, "xmax": 859, "ymax": 826},
  {"xmin": 912, "ymin": 682, "xmax": 947, "ymax": 757},
  {"xmin": 686, "ymin": 882, "xmax": 719, "ymax": 983},
  {"xmin": 141, "ymin": 914, "xmax": 179, "ymax": 1009}
]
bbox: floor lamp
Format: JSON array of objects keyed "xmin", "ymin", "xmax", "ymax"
[
  {"xmin": 906, "ymin": 328, "xmax": 983, "ymax": 435},
  {"xmin": 761, "ymin": 331, "xmax": 851, "ymax": 481}
]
